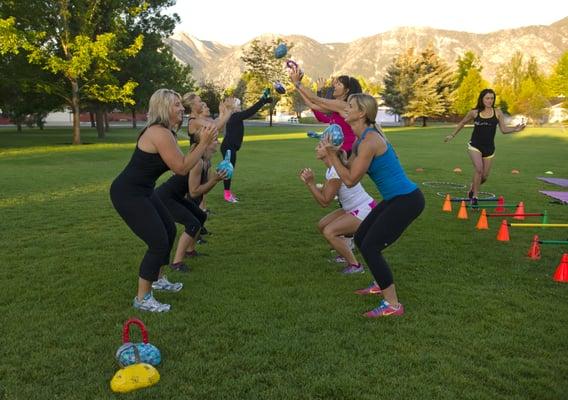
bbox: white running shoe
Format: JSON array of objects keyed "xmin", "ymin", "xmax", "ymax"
[
  {"xmin": 133, "ymin": 292, "xmax": 171, "ymax": 312},
  {"xmin": 152, "ymin": 275, "xmax": 183, "ymax": 292}
]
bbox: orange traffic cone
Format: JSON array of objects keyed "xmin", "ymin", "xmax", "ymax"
[
  {"xmin": 495, "ymin": 196, "xmax": 505, "ymax": 212},
  {"xmin": 476, "ymin": 209, "xmax": 489, "ymax": 230},
  {"xmin": 552, "ymin": 254, "xmax": 568, "ymax": 282},
  {"xmin": 527, "ymin": 235, "xmax": 541, "ymax": 260},
  {"xmin": 457, "ymin": 201, "xmax": 468, "ymax": 219},
  {"xmin": 442, "ymin": 194, "xmax": 452, "ymax": 212},
  {"xmin": 513, "ymin": 202, "xmax": 525, "ymax": 220},
  {"xmin": 496, "ymin": 219, "xmax": 510, "ymax": 241}
]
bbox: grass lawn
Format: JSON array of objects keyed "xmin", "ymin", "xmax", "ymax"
[{"xmin": 1, "ymin": 123, "xmax": 567, "ymax": 399}]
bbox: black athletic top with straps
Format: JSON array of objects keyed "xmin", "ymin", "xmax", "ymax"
[
  {"xmin": 111, "ymin": 125, "xmax": 174, "ymax": 196},
  {"xmin": 470, "ymin": 108, "xmax": 499, "ymax": 151}
]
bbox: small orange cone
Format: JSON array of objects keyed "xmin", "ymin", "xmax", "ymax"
[
  {"xmin": 527, "ymin": 235, "xmax": 541, "ymax": 260},
  {"xmin": 442, "ymin": 194, "xmax": 452, "ymax": 212},
  {"xmin": 511, "ymin": 169, "xmax": 520, "ymax": 174},
  {"xmin": 476, "ymin": 209, "xmax": 489, "ymax": 230},
  {"xmin": 513, "ymin": 202, "xmax": 525, "ymax": 220},
  {"xmin": 453, "ymin": 167, "xmax": 462, "ymax": 173},
  {"xmin": 457, "ymin": 200, "xmax": 468, "ymax": 219},
  {"xmin": 496, "ymin": 219, "xmax": 510, "ymax": 241},
  {"xmin": 552, "ymin": 254, "xmax": 568, "ymax": 282},
  {"xmin": 496, "ymin": 196, "xmax": 505, "ymax": 213}
]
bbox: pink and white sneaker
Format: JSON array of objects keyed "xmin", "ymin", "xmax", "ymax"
[
  {"xmin": 364, "ymin": 300, "xmax": 404, "ymax": 318},
  {"xmin": 354, "ymin": 281, "xmax": 382, "ymax": 295}
]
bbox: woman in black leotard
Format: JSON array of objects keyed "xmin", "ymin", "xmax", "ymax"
[
  {"xmin": 220, "ymin": 93, "xmax": 272, "ymax": 203},
  {"xmin": 445, "ymin": 89, "xmax": 525, "ymax": 204},
  {"xmin": 110, "ymin": 88, "xmax": 217, "ymax": 313}
]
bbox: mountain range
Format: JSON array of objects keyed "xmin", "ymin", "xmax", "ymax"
[{"xmin": 165, "ymin": 17, "xmax": 568, "ymax": 87}]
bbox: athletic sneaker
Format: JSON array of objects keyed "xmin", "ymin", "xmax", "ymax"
[
  {"xmin": 364, "ymin": 299, "xmax": 404, "ymax": 318},
  {"xmin": 470, "ymin": 197, "xmax": 478, "ymax": 206},
  {"xmin": 151, "ymin": 275, "xmax": 183, "ymax": 292},
  {"xmin": 185, "ymin": 250, "xmax": 200, "ymax": 258},
  {"xmin": 196, "ymin": 237, "xmax": 207, "ymax": 245},
  {"xmin": 329, "ymin": 255, "xmax": 347, "ymax": 264},
  {"xmin": 133, "ymin": 292, "xmax": 171, "ymax": 313},
  {"xmin": 169, "ymin": 262, "xmax": 190, "ymax": 273},
  {"xmin": 341, "ymin": 264, "xmax": 364, "ymax": 274},
  {"xmin": 354, "ymin": 281, "xmax": 382, "ymax": 295},
  {"xmin": 225, "ymin": 195, "xmax": 238, "ymax": 203},
  {"xmin": 343, "ymin": 236, "xmax": 355, "ymax": 251}
]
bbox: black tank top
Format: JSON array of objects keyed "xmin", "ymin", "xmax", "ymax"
[
  {"xmin": 190, "ymin": 157, "xmax": 210, "ymax": 204},
  {"xmin": 470, "ymin": 109, "xmax": 499, "ymax": 148},
  {"xmin": 112, "ymin": 125, "xmax": 174, "ymax": 195}
]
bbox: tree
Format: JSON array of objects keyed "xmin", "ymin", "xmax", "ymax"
[
  {"xmin": 549, "ymin": 51, "xmax": 568, "ymax": 106},
  {"xmin": 494, "ymin": 51, "xmax": 525, "ymax": 113},
  {"xmin": 382, "ymin": 48, "xmax": 420, "ymax": 125},
  {"xmin": 0, "ymin": 51, "xmax": 63, "ymax": 131},
  {"xmin": 0, "ymin": 2, "xmax": 145, "ymax": 144},
  {"xmin": 404, "ymin": 74, "xmax": 446, "ymax": 126},
  {"xmin": 494, "ymin": 53, "xmax": 550, "ymax": 122},
  {"xmin": 116, "ymin": 0, "xmax": 195, "ymax": 128},
  {"xmin": 356, "ymin": 75, "xmax": 382, "ymax": 97},
  {"xmin": 452, "ymin": 68, "xmax": 489, "ymax": 116},
  {"xmin": 455, "ymin": 51, "xmax": 483, "ymax": 88},
  {"xmin": 382, "ymin": 46, "xmax": 453, "ymax": 126},
  {"xmin": 241, "ymin": 38, "xmax": 291, "ymax": 126},
  {"xmin": 198, "ymin": 81, "xmax": 223, "ymax": 116}
]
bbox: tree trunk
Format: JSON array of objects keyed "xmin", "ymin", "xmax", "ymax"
[
  {"xmin": 95, "ymin": 107, "xmax": 105, "ymax": 138},
  {"xmin": 71, "ymin": 79, "xmax": 81, "ymax": 144},
  {"xmin": 131, "ymin": 108, "xmax": 137, "ymax": 129},
  {"xmin": 269, "ymin": 101, "xmax": 273, "ymax": 127},
  {"xmin": 16, "ymin": 122, "xmax": 22, "ymax": 133},
  {"xmin": 422, "ymin": 116, "xmax": 427, "ymax": 127},
  {"xmin": 104, "ymin": 111, "xmax": 110, "ymax": 132},
  {"xmin": 89, "ymin": 112, "xmax": 95, "ymax": 128}
]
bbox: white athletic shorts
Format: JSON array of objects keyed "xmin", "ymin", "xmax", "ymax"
[{"xmin": 347, "ymin": 199, "xmax": 378, "ymax": 221}]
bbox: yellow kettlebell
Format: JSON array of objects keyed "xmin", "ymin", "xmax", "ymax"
[{"xmin": 110, "ymin": 362, "xmax": 160, "ymax": 393}]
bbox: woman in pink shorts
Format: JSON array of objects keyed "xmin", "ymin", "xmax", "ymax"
[{"xmin": 300, "ymin": 141, "xmax": 376, "ymax": 274}]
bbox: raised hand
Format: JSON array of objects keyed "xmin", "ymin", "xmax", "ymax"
[{"xmin": 199, "ymin": 124, "xmax": 218, "ymax": 145}]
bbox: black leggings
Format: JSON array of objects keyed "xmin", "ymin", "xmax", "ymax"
[
  {"xmin": 220, "ymin": 145, "xmax": 237, "ymax": 191},
  {"xmin": 155, "ymin": 192, "xmax": 207, "ymax": 237},
  {"xmin": 110, "ymin": 189, "xmax": 176, "ymax": 281},
  {"xmin": 354, "ymin": 189, "xmax": 425, "ymax": 289}
]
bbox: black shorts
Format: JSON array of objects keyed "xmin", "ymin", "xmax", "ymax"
[{"xmin": 468, "ymin": 142, "xmax": 495, "ymax": 158}]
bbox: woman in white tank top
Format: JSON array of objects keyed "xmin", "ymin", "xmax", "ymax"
[{"xmin": 299, "ymin": 141, "xmax": 377, "ymax": 274}]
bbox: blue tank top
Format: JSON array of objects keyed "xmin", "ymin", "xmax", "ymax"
[{"xmin": 357, "ymin": 127, "xmax": 417, "ymax": 201}]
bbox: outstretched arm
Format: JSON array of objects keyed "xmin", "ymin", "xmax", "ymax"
[
  {"xmin": 445, "ymin": 110, "xmax": 476, "ymax": 142},
  {"xmin": 231, "ymin": 97, "xmax": 270, "ymax": 122},
  {"xmin": 289, "ymin": 67, "xmax": 348, "ymax": 114},
  {"xmin": 496, "ymin": 109, "xmax": 526, "ymax": 134}
]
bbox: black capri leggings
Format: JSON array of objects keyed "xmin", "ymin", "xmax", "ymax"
[
  {"xmin": 354, "ymin": 188, "xmax": 425, "ymax": 289},
  {"xmin": 110, "ymin": 189, "xmax": 176, "ymax": 282},
  {"xmin": 220, "ymin": 144, "xmax": 238, "ymax": 191},
  {"xmin": 154, "ymin": 192, "xmax": 207, "ymax": 237}
]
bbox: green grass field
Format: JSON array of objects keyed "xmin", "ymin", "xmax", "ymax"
[{"xmin": 1, "ymin": 124, "xmax": 567, "ymax": 399}]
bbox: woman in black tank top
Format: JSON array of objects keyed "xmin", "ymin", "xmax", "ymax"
[
  {"xmin": 109, "ymin": 89, "xmax": 218, "ymax": 313},
  {"xmin": 444, "ymin": 89, "xmax": 526, "ymax": 204}
]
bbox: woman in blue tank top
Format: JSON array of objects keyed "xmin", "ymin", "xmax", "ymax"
[
  {"xmin": 324, "ymin": 94, "xmax": 425, "ymax": 318},
  {"xmin": 110, "ymin": 89, "xmax": 218, "ymax": 313},
  {"xmin": 444, "ymin": 89, "xmax": 526, "ymax": 204}
]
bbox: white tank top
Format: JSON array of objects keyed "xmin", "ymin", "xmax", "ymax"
[{"xmin": 326, "ymin": 166, "xmax": 374, "ymax": 211}]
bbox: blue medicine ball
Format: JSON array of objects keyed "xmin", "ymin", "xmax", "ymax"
[
  {"xmin": 274, "ymin": 43, "xmax": 287, "ymax": 59},
  {"xmin": 323, "ymin": 124, "xmax": 344, "ymax": 146}
]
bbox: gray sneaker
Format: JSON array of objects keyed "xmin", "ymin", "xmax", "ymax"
[
  {"xmin": 152, "ymin": 275, "xmax": 183, "ymax": 292},
  {"xmin": 133, "ymin": 292, "xmax": 171, "ymax": 313}
]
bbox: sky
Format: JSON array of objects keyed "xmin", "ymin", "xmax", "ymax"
[{"xmin": 168, "ymin": 0, "xmax": 568, "ymax": 45}]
